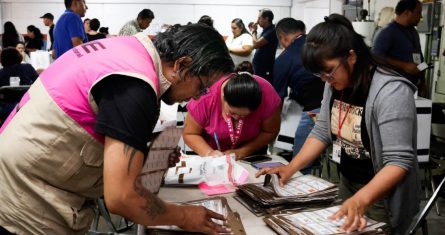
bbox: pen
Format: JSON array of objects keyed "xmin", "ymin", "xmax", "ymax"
[{"xmin": 213, "ymin": 132, "xmax": 221, "ymax": 151}]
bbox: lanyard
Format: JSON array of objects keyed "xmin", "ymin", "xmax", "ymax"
[
  {"xmin": 225, "ymin": 113, "xmax": 244, "ymax": 149},
  {"xmin": 337, "ymin": 91, "xmax": 351, "ymax": 138}
]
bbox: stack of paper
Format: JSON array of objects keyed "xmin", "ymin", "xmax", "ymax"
[
  {"xmin": 146, "ymin": 197, "xmax": 246, "ymax": 235},
  {"xmin": 235, "ymin": 174, "xmax": 338, "ymax": 216},
  {"xmin": 263, "ymin": 205, "xmax": 386, "ymax": 235}
]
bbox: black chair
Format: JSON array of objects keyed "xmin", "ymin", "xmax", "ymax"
[
  {"xmin": 0, "ymin": 85, "xmax": 30, "ymax": 125},
  {"xmin": 406, "ymin": 175, "xmax": 445, "ymax": 235}
]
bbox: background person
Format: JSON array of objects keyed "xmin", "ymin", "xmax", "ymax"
[
  {"xmin": 119, "ymin": 9, "xmax": 154, "ymax": 36},
  {"xmin": 16, "ymin": 41, "xmax": 31, "ymax": 64},
  {"xmin": 1, "ymin": 21, "xmax": 24, "ymax": 48},
  {"xmin": 225, "ymin": 18, "xmax": 254, "ymax": 67},
  {"xmin": 0, "ymin": 24, "xmax": 234, "ymax": 235},
  {"xmin": 183, "ymin": 72, "xmax": 281, "ymax": 159},
  {"xmin": 372, "ymin": 0, "xmax": 426, "ymax": 96},
  {"xmin": 40, "ymin": 13, "xmax": 55, "ymax": 50},
  {"xmin": 251, "ymin": 8, "xmax": 278, "ymax": 84},
  {"xmin": 257, "ymin": 14, "xmax": 420, "ymax": 234},
  {"xmin": 272, "ymin": 18, "xmax": 324, "ymax": 172},
  {"xmin": 53, "ymin": 0, "xmax": 88, "ymax": 59},
  {"xmin": 0, "ymin": 47, "xmax": 38, "ymax": 122},
  {"xmin": 25, "ymin": 25, "xmax": 44, "ymax": 52},
  {"xmin": 87, "ymin": 18, "xmax": 106, "ymax": 41}
]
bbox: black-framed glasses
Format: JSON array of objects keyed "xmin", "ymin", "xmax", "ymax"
[{"xmin": 313, "ymin": 59, "xmax": 343, "ymax": 82}]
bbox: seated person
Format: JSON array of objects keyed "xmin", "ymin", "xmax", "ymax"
[
  {"xmin": 0, "ymin": 47, "xmax": 38, "ymax": 121},
  {"xmin": 183, "ymin": 72, "xmax": 281, "ymax": 160},
  {"xmin": 16, "ymin": 42, "xmax": 31, "ymax": 64}
]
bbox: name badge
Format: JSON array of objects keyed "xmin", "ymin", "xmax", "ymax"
[
  {"xmin": 413, "ymin": 53, "xmax": 421, "ymax": 64},
  {"xmin": 332, "ymin": 140, "xmax": 341, "ymax": 164}
]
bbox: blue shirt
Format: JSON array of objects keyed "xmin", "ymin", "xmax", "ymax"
[
  {"xmin": 252, "ymin": 24, "xmax": 278, "ymax": 84},
  {"xmin": 372, "ymin": 21, "xmax": 423, "ymax": 84},
  {"xmin": 272, "ymin": 35, "xmax": 324, "ymax": 111},
  {"xmin": 53, "ymin": 9, "xmax": 87, "ymax": 59}
]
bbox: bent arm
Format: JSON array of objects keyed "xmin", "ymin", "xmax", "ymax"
[
  {"xmin": 183, "ymin": 114, "xmax": 215, "ymax": 156},
  {"xmin": 231, "ymin": 106, "xmax": 281, "ymax": 159},
  {"xmin": 71, "ymin": 37, "xmax": 83, "ymax": 47},
  {"xmin": 103, "ymin": 136, "xmax": 185, "ymax": 226},
  {"xmin": 252, "ymin": 33, "xmax": 268, "ymax": 49},
  {"xmin": 230, "ymin": 45, "xmax": 253, "ymax": 57}
]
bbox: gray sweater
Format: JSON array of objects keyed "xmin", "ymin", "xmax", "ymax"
[{"xmin": 310, "ymin": 69, "xmax": 420, "ymax": 234}]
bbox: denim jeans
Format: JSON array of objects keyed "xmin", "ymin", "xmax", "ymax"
[{"xmin": 292, "ymin": 108, "xmax": 320, "ymax": 174}]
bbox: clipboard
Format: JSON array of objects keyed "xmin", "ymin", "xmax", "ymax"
[{"xmin": 139, "ymin": 127, "xmax": 183, "ymax": 194}]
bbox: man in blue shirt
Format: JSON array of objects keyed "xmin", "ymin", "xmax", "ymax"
[
  {"xmin": 273, "ymin": 18, "xmax": 324, "ymax": 172},
  {"xmin": 252, "ymin": 9, "xmax": 278, "ymax": 84},
  {"xmin": 53, "ymin": 0, "xmax": 88, "ymax": 59},
  {"xmin": 372, "ymin": 0, "xmax": 426, "ymax": 95}
]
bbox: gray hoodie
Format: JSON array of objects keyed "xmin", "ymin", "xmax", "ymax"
[{"xmin": 310, "ymin": 69, "xmax": 420, "ymax": 234}]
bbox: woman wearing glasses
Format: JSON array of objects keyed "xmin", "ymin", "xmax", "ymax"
[
  {"xmin": 183, "ymin": 72, "xmax": 281, "ymax": 160},
  {"xmin": 256, "ymin": 14, "xmax": 419, "ymax": 235}
]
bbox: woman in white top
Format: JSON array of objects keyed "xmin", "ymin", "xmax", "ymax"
[
  {"xmin": 226, "ymin": 18, "xmax": 254, "ymax": 66},
  {"xmin": 16, "ymin": 42, "xmax": 31, "ymax": 64}
]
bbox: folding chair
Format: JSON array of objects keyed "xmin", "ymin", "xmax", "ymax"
[
  {"xmin": 88, "ymin": 197, "xmax": 134, "ymax": 235},
  {"xmin": 406, "ymin": 175, "xmax": 445, "ymax": 235}
]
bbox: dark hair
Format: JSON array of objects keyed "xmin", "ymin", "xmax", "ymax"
[
  {"xmin": 395, "ymin": 0, "xmax": 420, "ymax": 15},
  {"xmin": 302, "ymin": 14, "xmax": 392, "ymax": 99},
  {"xmin": 65, "ymin": 0, "xmax": 74, "ymax": 9},
  {"xmin": 27, "ymin": 25, "xmax": 43, "ymax": 40},
  {"xmin": 16, "ymin": 41, "xmax": 25, "ymax": 47},
  {"xmin": 99, "ymin": 27, "xmax": 109, "ymax": 35},
  {"xmin": 231, "ymin": 18, "xmax": 250, "ymax": 36},
  {"xmin": 260, "ymin": 9, "xmax": 274, "ymax": 23},
  {"xmin": 198, "ymin": 15, "xmax": 214, "ymax": 28},
  {"xmin": 83, "ymin": 18, "xmax": 90, "ymax": 24},
  {"xmin": 1, "ymin": 47, "xmax": 22, "ymax": 67},
  {"xmin": 276, "ymin": 18, "xmax": 306, "ymax": 35},
  {"xmin": 2, "ymin": 21, "xmax": 21, "ymax": 48},
  {"xmin": 137, "ymin": 9, "xmax": 154, "ymax": 20},
  {"xmin": 235, "ymin": 61, "xmax": 254, "ymax": 74},
  {"xmin": 224, "ymin": 73, "xmax": 262, "ymax": 111},
  {"xmin": 248, "ymin": 22, "xmax": 255, "ymax": 28},
  {"xmin": 90, "ymin": 18, "xmax": 100, "ymax": 31},
  {"xmin": 153, "ymin": 23, "xmax": 234, "ymax": 83}
]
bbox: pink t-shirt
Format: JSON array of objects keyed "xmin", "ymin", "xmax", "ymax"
[{"xmin": 187, "ymin": 74, "xmax": 281, "ymax": 151}]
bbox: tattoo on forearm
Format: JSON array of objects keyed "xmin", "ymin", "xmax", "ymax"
[
  {"xmin": 134, "ymin": 175, "xmax": 166, "ymax": 219},
  {"xmin": 123, "ymin": 144, "xmax": 138, "ymax": 174}
]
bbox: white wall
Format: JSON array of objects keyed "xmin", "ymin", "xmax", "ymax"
[
  {"xmin": 291, "ymin": 0, "xmax": 329, "ymax": 33},
  {"xmin": 0, "ymin": 0, "xmax": 292, "ymax": 37}
]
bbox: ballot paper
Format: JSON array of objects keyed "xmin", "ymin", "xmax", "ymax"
[
  {"xmin": 139, "ymin": 127, "xmax": 183, "ymax": 194},
  {"xmin": 146, "ymin": 197, "xmax": 247, "ymax": 235},
  {"xmin": 270, "ymin": 174, "xmax": 336, "ymax": 197},
  {"xmin": 235, "ymin": 174, "xmax": 338, "ymax": 216},
  {"xmin": 264, "ymin": 205, "xmax": 387, "ymax": 235}
]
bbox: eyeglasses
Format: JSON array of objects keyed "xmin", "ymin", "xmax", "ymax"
[{"xmin": 313, "ymin": 60, "xmax": 343, "ymax": 82}]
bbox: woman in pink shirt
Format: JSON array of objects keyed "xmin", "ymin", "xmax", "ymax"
[{"xmin": 183, "ymin": 72, "xmax": 281, "ymax": 160}]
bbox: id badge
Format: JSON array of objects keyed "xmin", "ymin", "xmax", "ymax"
[
  {"xmin": 413, "ymin": 53, "xmax": 421, "ymax": 64},
  {"xmin": 332, "ymin": 140, "xmax": 341, "ymax": 164}
]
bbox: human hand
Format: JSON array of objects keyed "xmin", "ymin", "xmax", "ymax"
[
  {"xmin": 206, "ymin": 150, "xmax": 224, "ymax": 157},
  {"xmin": 168, "ymin": 147, "xmax": 181, "ymax": 167},
  {"xmin": 254, "ymin": 165, "xmax": 293, "ymax": 187},
  {"xmin": 329, "ymin": 196, "xmax": 368, "ymax": 233},
  {"xmin": 178, "ymin": 205, "xmax": 230, "ymax": 235},
  {"xmin": 252, "ymin": 23, "xmax": 258, "ymax": 32}
]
